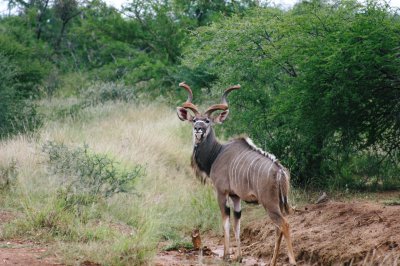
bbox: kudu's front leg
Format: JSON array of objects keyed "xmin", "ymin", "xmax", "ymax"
[
  {"xmin": 217, "ymin": 193, "xmax": 230, "ymax": 260},
  {"xmin": 231, "ymin": 195, "xmax": 242, "ymax": 262}
]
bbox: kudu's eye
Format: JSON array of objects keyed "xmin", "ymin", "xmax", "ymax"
[
  {"xmin": 192, "ymin": 118, "xmax": 197, "ymax": 123},
  {"xmin": 205, "ymin": 119, "xmax": 210, "ymax": 123}
]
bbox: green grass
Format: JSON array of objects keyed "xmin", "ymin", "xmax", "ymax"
[{"xmin": 0, "ymin": 97, "xmax": 221, "ymax": 265}]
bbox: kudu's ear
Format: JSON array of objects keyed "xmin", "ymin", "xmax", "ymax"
[
  {"xmin": 213, "ymin": 110, "xmax": 229, "ymax": 124},
  {"xmin": 177, "ymin": 107, "xmax": 193, "ymax": 122}
]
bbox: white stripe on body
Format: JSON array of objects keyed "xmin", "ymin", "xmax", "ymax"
[
  {"xmin": 230, "ymin": 150, "xmax": 249, "ymax": 189},
  {"xmin": 229, "ymin": 149, "xmax": 247, "ymax": 185},
  {"xmin": 233, "ymin": 150, "xmax": 253, "ymax": 191},
  {"xmin": 246, "ymin": 154, "xmax": 259, "ymax": 191},
  {"xmin": 258, "ymin": 159, "xmax": 275, "ymax": 198},
  {"xmin": 222, "ymin": 144, "xmax": 235, "ymax": 180},
  {"xmin": 267, "ymin": 162, "xmax": 275, "ymax": 180},
  {"xmin": 244, "ymin": 137, "xmax": 282, "ymax": 196},
  {"xmin": 251, "ymin": 157, "xmax": 262, "ymax": 192},
  {"xmin": 255, "ymin": 158, "xmax": 265, "ymax": 198},
  {"xmin": 278, "ymin": 169, "xmax": 285, "ymax": 203},
  {"xmin": 235, "ymin": 151, "xmax": 253, "ymax": 191}
]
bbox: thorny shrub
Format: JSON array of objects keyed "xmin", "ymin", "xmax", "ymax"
[{"xmin": 42, "ymin": 141, "xmax": 144, "ymax": 206}]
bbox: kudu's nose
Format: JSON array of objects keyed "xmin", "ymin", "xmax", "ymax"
[{"xmin": 194, "ymin": 121, "xmax": 206, "ymax": 132}]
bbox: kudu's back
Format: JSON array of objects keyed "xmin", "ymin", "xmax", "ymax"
[{"xmin": 210, "ymin": 137, "xmax": 291, "ymax": 214}]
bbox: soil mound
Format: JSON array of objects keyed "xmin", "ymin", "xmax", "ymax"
[{"xmin": 242, "ymin": 201, "xmax": 400, "ymax": 265}]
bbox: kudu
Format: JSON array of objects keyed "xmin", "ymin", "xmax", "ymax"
[{"xmin": 176, "ymin": 82, "xmax": 297, "ymax": 265}]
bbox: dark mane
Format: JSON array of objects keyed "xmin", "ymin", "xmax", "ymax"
[{"xmin": 191, "ymin": 128, "xmax": 223, "ymax": 183}]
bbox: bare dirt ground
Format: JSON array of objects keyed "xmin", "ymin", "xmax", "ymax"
[
  {"xmin": 1, "ymin": 198, "xmax": 400, "ymax": 266},
  {"xmin": 0, "ymin": 210, "xmax": 61, "ymax": 266},
  {"xmin": 155, "ymin": 199, "xmax": 400, "ymax": 266},
  {"xmin": 242, "ymin": 201, "xmax": 400, "ymax": 265},
  {"xmin": 0, "ymin": 240, "xmax": 61, "ymax": 266}
]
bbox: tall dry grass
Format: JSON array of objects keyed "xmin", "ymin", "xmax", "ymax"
[{"xmin": 0, "ymin": 100, "xmax": 221, "ymax": 265}]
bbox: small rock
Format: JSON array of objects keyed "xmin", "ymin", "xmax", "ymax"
[{"xmin": 316, "ymin": 192, "xmax": 328, "ymax": 204}]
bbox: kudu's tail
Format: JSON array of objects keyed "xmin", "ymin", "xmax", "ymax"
[{"xmin": 278, "ymin": 168, "xmax": 291, "ymax": 215}]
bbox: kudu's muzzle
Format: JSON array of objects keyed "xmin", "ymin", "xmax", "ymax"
[{"xmin": 194, "ymin": 121, "xmax": 207, "ymax": 141}]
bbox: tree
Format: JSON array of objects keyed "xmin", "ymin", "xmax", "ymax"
[
  {"xmin": 183, "ymin": 0, "xmax": 400, "ymax": 188},
  {"xmin": 0, "ymin": 54, "xmax": 42, "ymax": 138},
  {"xmin": 7, "ymin": 0, "xmax": 52, "ymax": 40},
  {"xmin": 53, "ymin": 0, "xmax": 81, "ymax": 49},
  {"xmin": 173, "ymin": 0, "xmax": 259, "ymax": 26}
]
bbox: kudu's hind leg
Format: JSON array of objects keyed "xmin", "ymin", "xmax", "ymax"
[
  {"xmin": 271, "ymin": 227, "xmax": 283, "ymax": 266},
  {"xmin": 268, "ymin": 210, "xmax": 297, "ymax": 266},
  {"xmin": 281, "ymin": 217, "xmax": 296, "ymax": 265},
  {"xmin": 231, "ymin": 195, "xmax": 242, "ymax": 261},
  {"xmin": 217, "ymin": 193, "xmax": 230, "ymax": 260}
]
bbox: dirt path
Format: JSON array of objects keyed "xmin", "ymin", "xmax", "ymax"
[{"xmin": 155, "ymin": 200, "xmax": 400, "ymax": 266}]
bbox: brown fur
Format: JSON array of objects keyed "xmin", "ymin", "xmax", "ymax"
[
  {"xmin": 177, "ymin": 83, "xmax": 296, "ymax": 265},
  {"xmin": 191, "ymin": 130, "xmax": 296, "ymax": 265}
]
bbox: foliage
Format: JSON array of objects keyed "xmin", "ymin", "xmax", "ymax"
[
  {"xmin": 43, "ymin": 82, "xmax": 137, "ymax": 121},
  {"xmin": 0, "ymin": 54, "xmax": 43, "ymax": 138},
  {"xmin": 82, "ymin": 82, "xmax": 137, "ymax": 105},
  {"xmin": 0, "ymin": 14, "xmax": 51, "ymax": 138},
  {"xmin": 173, "ymin": 0, "xmax": 259, "ymax": 26},
  {"xmin": 183, "ymin": 0, "xmax": 400, "ymax": 188},
  {"xmin": 0, "ymin": 160, "xmax": 17, "ymax": 190},
  {"xmin": 42, "ymin": 141, "xmax": 144, "ymax": 200},
  {"xmin": 0, "ymin": 18, "xmax": 51, "ymax": 95}
]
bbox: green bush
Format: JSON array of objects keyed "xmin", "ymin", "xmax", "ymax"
[
  {"xmin": 42, "ymin": 141, "xmax": 144, "ymax": 201},
  {"xmin": 82, "ymin": 82, "xmax": 137, "ymax": 106},
  {"xmin": 329, "ymin": 149, "xmax": 400, "ymax": 191},
  {"xmin": 0, "ymin": 160, "xmax": 17, "ymax": 190},
  {"xmin": 48, "ymin": 82, "xmax": 137, "ymax": 121},
  {"xmin": 0, "ymin": 28, "xmax": 50, "ymax": 96},
  {"xmin": 0, "ymin": 54, "xmax": 42, "ymax": 138}
]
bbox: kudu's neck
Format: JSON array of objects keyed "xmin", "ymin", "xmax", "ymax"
[{"xmin": 193, "ymin": 128, "xmax": 223, "ymax": 176}]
